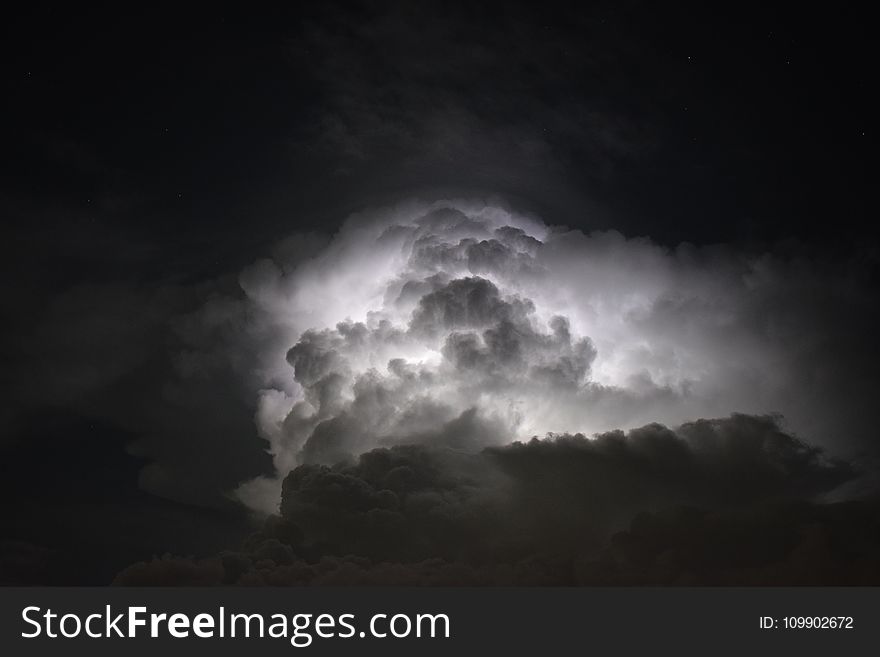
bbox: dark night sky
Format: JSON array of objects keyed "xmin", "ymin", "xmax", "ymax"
[{"xmin": 0, "ymin": 2, "xmax": 874, "ymax": 584}]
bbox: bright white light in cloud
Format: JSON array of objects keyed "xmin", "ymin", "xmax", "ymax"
[{"xmin": 232, "ymin": 199, "xmax": 872, "ymax": 514}]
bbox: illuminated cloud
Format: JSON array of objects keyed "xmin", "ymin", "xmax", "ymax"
[{"xmin": 230, "ymin": 200, "xmax": 878, "ymax": 513}]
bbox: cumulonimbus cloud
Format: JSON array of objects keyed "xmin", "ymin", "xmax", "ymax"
[{"xmin": 228, "ymin": 199, "xmax": 878, "ymax": 514}]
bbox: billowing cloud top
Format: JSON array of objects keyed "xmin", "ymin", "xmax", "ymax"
[{"xmin": 231, "ymin": 200, "xmax": 877, "ymax": 514}]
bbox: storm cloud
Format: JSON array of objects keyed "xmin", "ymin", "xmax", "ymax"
[
  {"xmin": 117, "ymin": 414, "xmax": 876, "ymax": 586},
  {"xmin": 3, "ymin": 2, "xmax": 873, "ymax": 587},
  {"xmin": 226, "ymin": 200, "xmax": 879, "ymax": 514},
  {"xmin": 9, "ymin": 198, "xmax": 878, "ymax": 523}
]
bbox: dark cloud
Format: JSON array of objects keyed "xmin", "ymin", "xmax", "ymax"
[
  {"xmin": 574, "ymin": 500, "xmax": 880, "ymax": 586},
  {"xmin": 5, "ymin": 276, "xmax": 275, "ymax": 507},
  {"xmin": 284, "ymin": 414, "xmax": 853, "ymax": 563},
  {"xmin": 117, "ymin": 495, "xmax": 880, "ymax": 586},
  {"xmin": 116, "ymin": 413, "xmax": 871, "ymax": 585}
]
